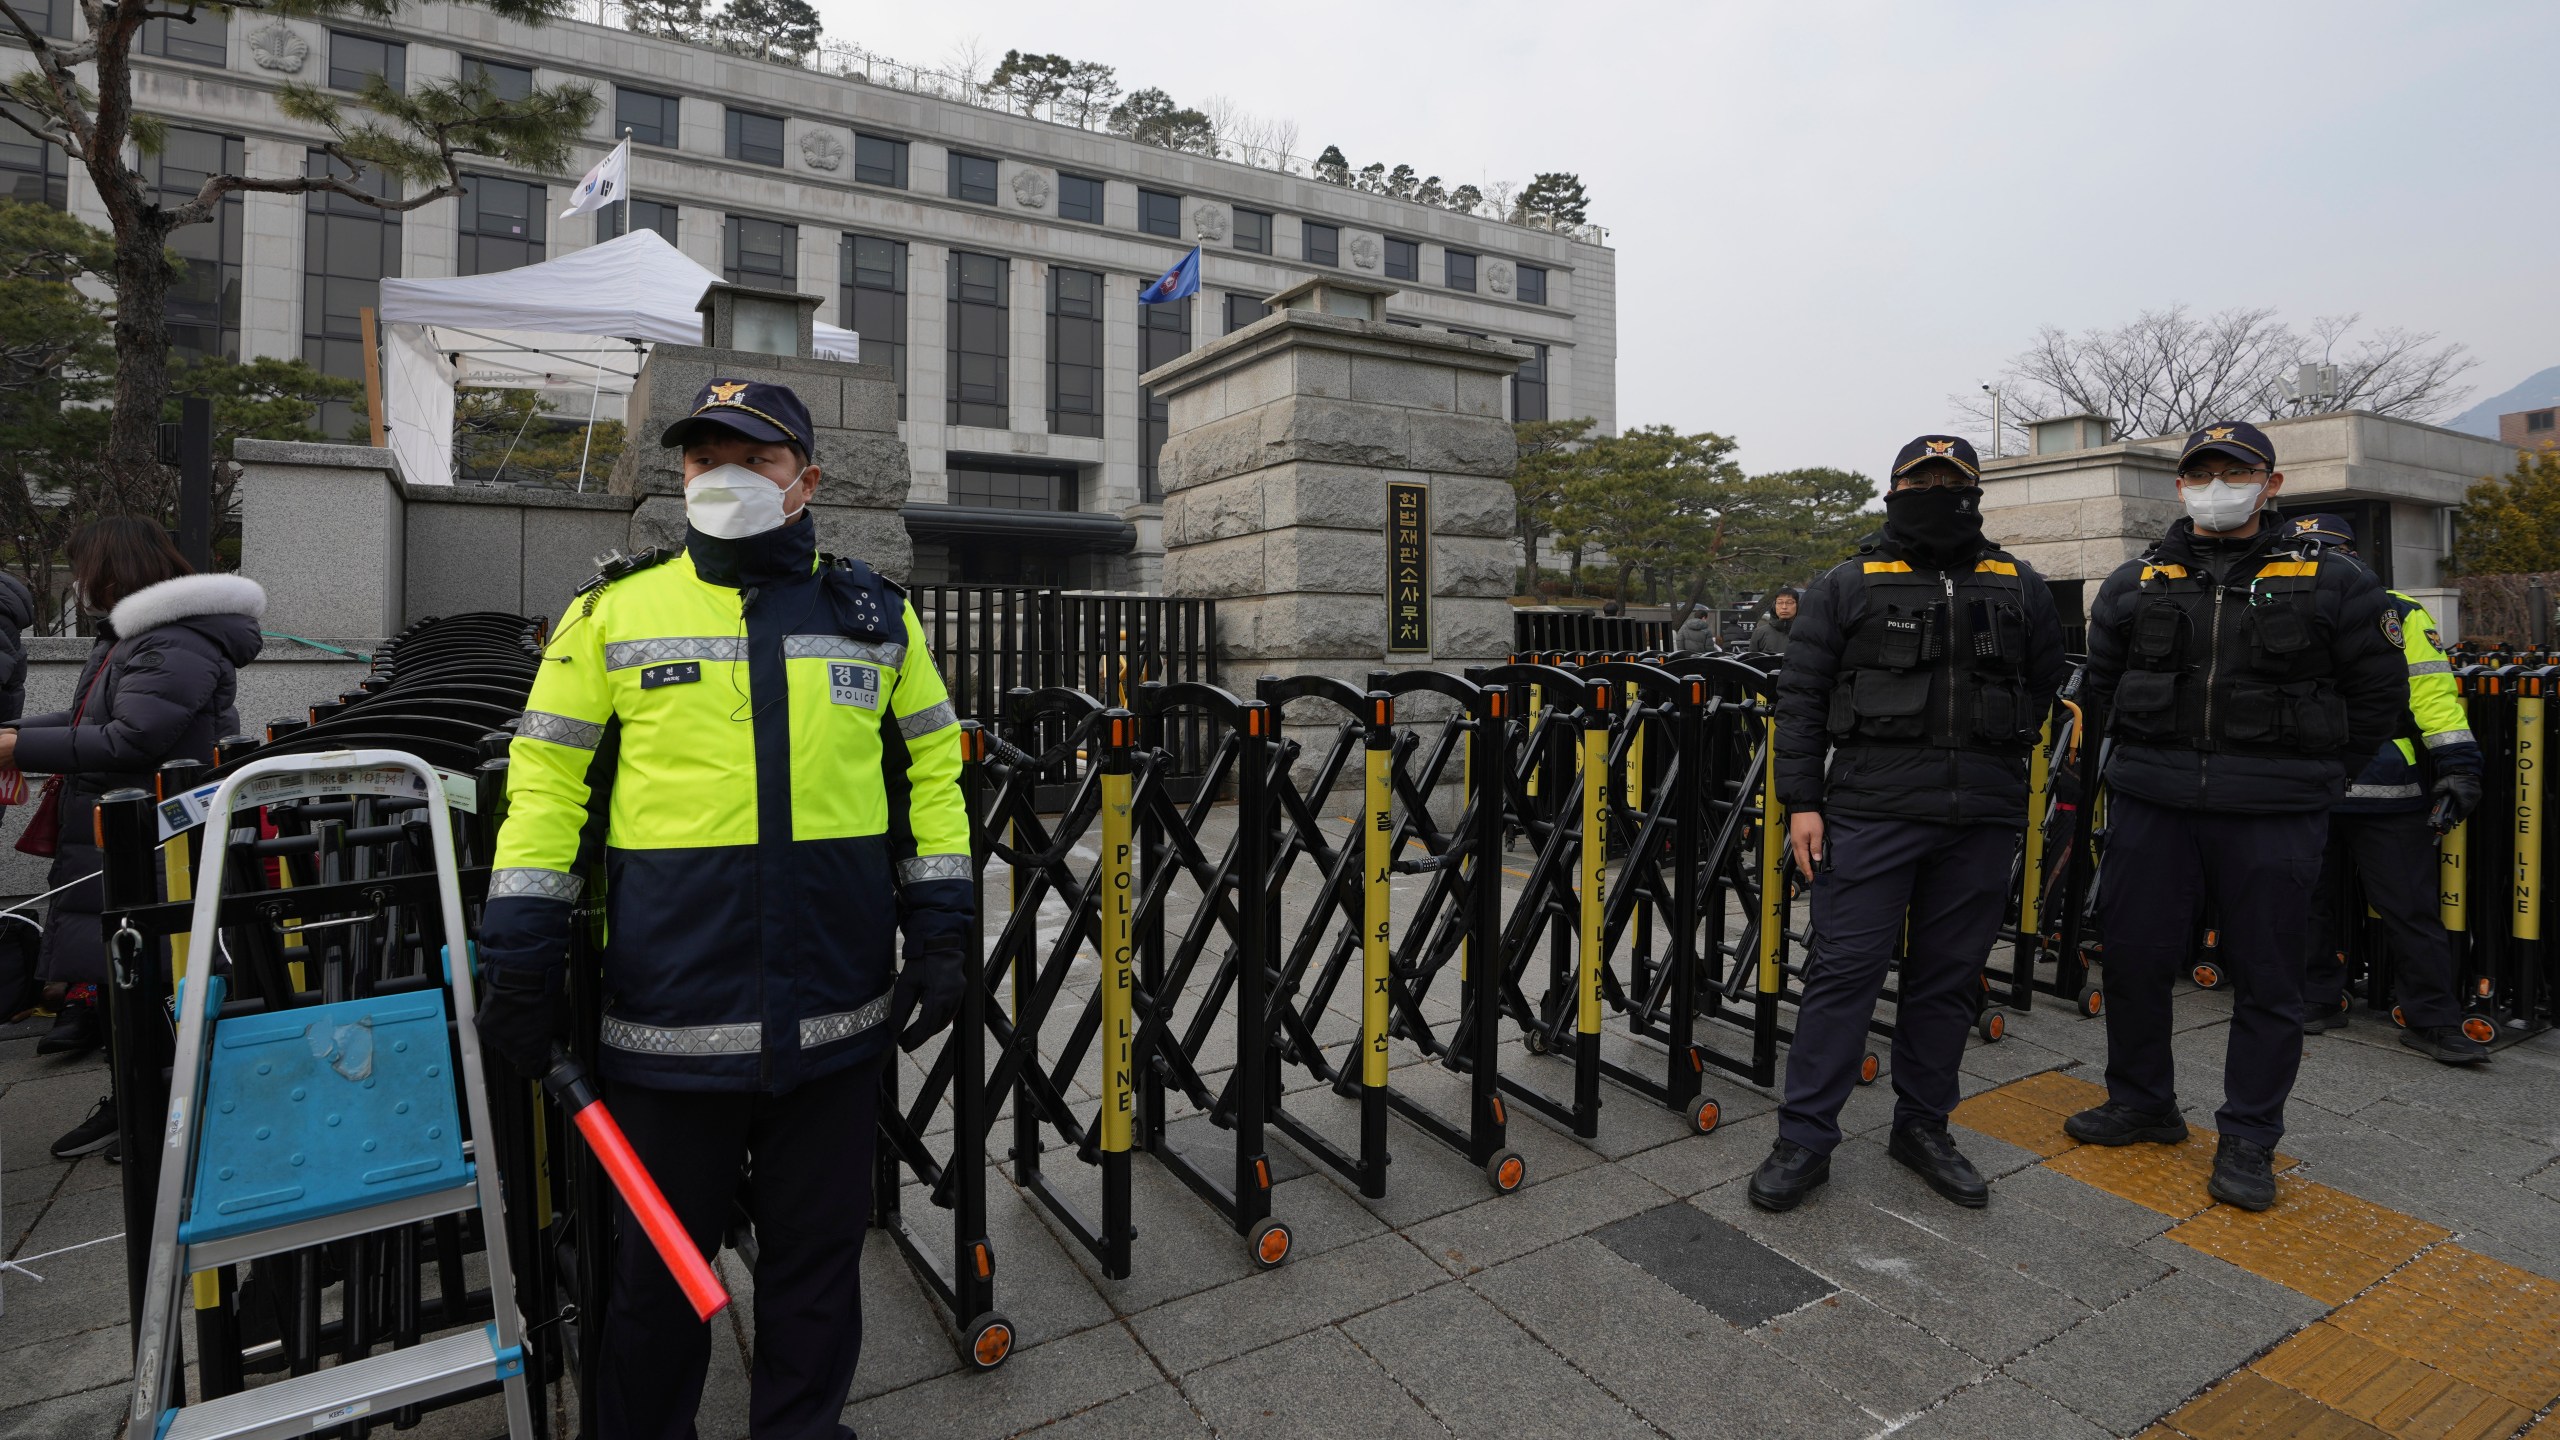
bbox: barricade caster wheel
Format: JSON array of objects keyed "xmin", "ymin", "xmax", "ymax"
[
  {"xmin": 1521, "ymin": 1030, "xmax": 1550, "ymax": 1056},
  {"xmin": 1248, "ymin": 1218, "xmax": 1293, "ymax": 1270},
  {"xmin": 2462, "ymin": 1015, "xmax": 2498, "ymax": 1045},
  {"xmin": 2191, "ymin": 962, "xmax": 2223, "ymax": 990},
  {"xmin": 964, "ymin": 1314, "xmax": 1015, "ymax": 1371},
  {"xmin": 1688, "ymin": 1097, "xmax": 1721, "ymax": 1135},
  {"xmin": 1486, "ymin": 1149, "xmax": 1528, "ymax": 1193},
  {"xmin": 2391, "ymin": 1005, "xmax": 2407, "ymax": 1029},
  {"xmin": 2078, "ymin": 986, "xmax": 2105, "ymax": 1018},
  {"xmin": 1856, "ymin": 1053, "xmax": 1880, "ymax": 1085},
  {"xmin": 1977, "ymin": 1009, "xmax": 2007, "ymax": 1043}
]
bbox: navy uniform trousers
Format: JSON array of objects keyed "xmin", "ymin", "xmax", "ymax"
[
  {"xmin": 2097, "ymin": 795, "xmax": 2328, "ymax": 1148},
  {"xmin": 599, "ymin": 1055, "xmax": 886, "ymax": 1440},
  {"xmin": 1777, "ymin": 813, "xmax": 2018, "ymax": 1156},
  {"xmin": 2305, "ymin": 810, "xmax": 2465, "ymax": 1029}
]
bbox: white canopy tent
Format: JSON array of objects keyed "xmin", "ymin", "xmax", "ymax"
[{"xmin": 375, "ymin": 230, "xmax": 858, "ymax": 487}]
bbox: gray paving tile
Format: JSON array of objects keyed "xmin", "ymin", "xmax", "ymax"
[
  {"xmin": 1618, "ymin": 1110, "xmax": 1782, "ymax": 1199},
  {"xmin": 1868, "ymin": 1184, "xmax": 2174, "ymax": 1308},
  {"xmin": 841, "ymin": 1321, "xmax": 1158, "ymax": 1440},
  {"xmin": 1407, "ymin": 1160, "xmax": 1669, "ymax": 1276},
  {"xmin": 2351, "ymin": 1095, "xmax": 2560, "ymax": 1181},
  {"xmin": 2129, "ymin": 1238, "xmax": 2330, "ymax": 1333},
  {"xmin": 1593, "ymin": 1201, "xmax": 1834, "ymax": 1327},
  {"xmin": 1895, "ymin": 1374, "xmax": 2112, "ymax": 1440},
  {"xmin": 1468, "ymin": 1238, "xmax": 1875, "ymax": 1440},
  {"xmin": 1956, "ymin": 1032, "xmax": 2070, "ymax": 1089},
  {"xmin": 0, "ymin": 1382, "xmax": 148, "ymax": 1440},
  {"xmin": 0, "ymin": 1070, "xmax": 108, "ymax": 1176},
  {"xmin": 0, "ymin": 1319, "xmax": 127, "ymax": 1407},
  {"xmin": 1754, "ymin": 1292, "xmax": 1977, "ymax": 1419},
  {"xmin": 1996, "ymin": 1165, "xmax": 2178, "ymax": 1248},
  {"xmin": 1013, "ymin": 1382, "xmax": 1207, "ymax": 1440},
  {"xmin": 884, "ymin": 1173, "xmax": 1117, "ymax": 1350},
  {"xmin": 1008, "ymin": 1148, "xmax": 1271, "ymax": 1316},
  {"xmin": 1125, "ymin": 1232, "xmax": 1446, "ymax": 1376},
  {"xmin": 851, "ymin": 1234, "xmax": 970, "ymax": 1402},
  {"xmin": 2009, "ymin": 1268, "xmax": 2313, "ymax": 1436},
  {"xmin": 1180, "ymin": 1327, "xmax": 1446, "ymax": 1440},
  {"xmin": 1346, "ymin": 1283, "xmax": 1661, "ymax": 1440}
]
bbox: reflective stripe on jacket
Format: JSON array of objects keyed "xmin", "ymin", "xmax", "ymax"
[
  {"xmin": 2340, "ymin": 591, "xmax": 2482, "ymax": 814},
  {"xmin": 481, "ymin": 539, "xmax": 971, "ymax": 1093}
]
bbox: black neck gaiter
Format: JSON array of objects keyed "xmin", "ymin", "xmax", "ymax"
[{"xmin": 1883, "ymin": 484, "xmax": 1987, "ymax": 569}]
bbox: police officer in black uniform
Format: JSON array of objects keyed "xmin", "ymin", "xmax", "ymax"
[
  {"xmin": 1750, "ymin": 435, "xmax": 2069, "ymax": 1212},
  {"xmin": 2061, "ymin": 422, "xmax": 2404, "ymax": 1211}
]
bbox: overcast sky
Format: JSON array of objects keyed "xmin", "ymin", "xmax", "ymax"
[{"xmin": 815, "ymin": 0, "xmax": 2558, "ymax": 480}]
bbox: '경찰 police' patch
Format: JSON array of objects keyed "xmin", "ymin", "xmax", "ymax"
[
  {"xmin": 829, "ymin": 662, "xmax": 881, "ymax": 709},
  {"xmin": 2380, "ymin": 610, "xmax": 2404, "ymax": 648}
]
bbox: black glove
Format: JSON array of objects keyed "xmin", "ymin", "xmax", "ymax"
[
  {"xmin": 2429, "ymin": 771, "xmax": 2483, "ymax": 833},
  {"xmin": 891, "ymin": 943, "xmax": 965, "ymax": 1052},
  {"xmin": 475, "ymin": 965, "xmax": 560, "ymax": 1078}
]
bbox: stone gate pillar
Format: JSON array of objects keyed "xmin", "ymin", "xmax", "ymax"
[{"xmin": 1145, "ymin": 277, "xmax": 1522, "ymax": 689}]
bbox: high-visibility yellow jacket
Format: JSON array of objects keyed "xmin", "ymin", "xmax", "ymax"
[
  {"xmin": 2341, "ymin": 590, "xmax": 2481, "ymax": 814},
  {"xmin": 480, "ymin": 524, "xmax": 971, "ymax": 1092}
]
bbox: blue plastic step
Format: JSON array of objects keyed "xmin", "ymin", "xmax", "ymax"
[{"xmin": 180, "ymin": 991, "xmax": 470, "ymax": 1246}]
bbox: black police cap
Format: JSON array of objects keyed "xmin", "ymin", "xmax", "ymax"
[
  {"xmin": 659, "ymin": 378, "xmax": 814, "ymax": 454},
  {"xmin": 2288, "ymin": 512, "xmax": 2355, "ymax": 546},
  {"xmin": 2178, "ymin": 420, "xmax": 2276, "ymax": 472},
  {"xmin": 1891, "ymin": 434, "xmax": 1981, "ymax": 482}
]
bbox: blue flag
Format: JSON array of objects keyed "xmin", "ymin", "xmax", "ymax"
[{"xmin": 1140, "ymin": 247, "xmax": 1200, "ymax": 305}]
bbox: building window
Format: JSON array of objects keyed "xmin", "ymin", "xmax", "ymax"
[
  {"xmin": 1303, "ymin": 222, "xmax": 1338, "ymax": 268},
  {"xmin": 949, "ymin": 460, "xmax": 1074, "ymax": 511},
  {"xmin": 1513, "ymin": 342, "xmax": 1548, "ymax": 422},
  {"xmin": 597, "ymin": 196, "xmax": 677, "ymax": 246},
  {"xmin": 854, "ymin": 133, "xmax": 907, "ymax": 188},
  {"xmin": 1138, "ymin": 188, "xmax": 1181, "ymax": 238},
  {"xmin": 1444, "ymin": 249, "xmax": 1476, "ymax": 292},
  {"xmin": 0, "ymin": 104, "xmax": 66, "ymax": 209},
  {"xmin": 328, "ymin": 32, "xmax": 405, "ymax": 92},
  {"xmin": 463, "ymin": 56, "xmax": 532, "ymax": 102},
  {"xmin": 1232, "ymin": 207, "xmax": 1271, "ymax": 255},
  {"xmin": 458, "ymin": 172, "xmax": 545, "ymax": 275},
  {"xmin": 1057, "ymin": 172, "xmax": 1103, "ymax": 223},
  {"xmin": 140, "ymin": 11, "xmax": 227, "ymax": 66},
  {"xmin": 724, "ymin": 214, "xmax": 795, "ymax": 286},
  {"xmin": 1518, "ymin": 263, "xmax": 1547, "ymax": 306},
  {"xmin": 1223, "ymin": 293, "xmax": 1268, "ymax": 334},
  {"xmin": 841, "ymin": 234, "xmax": 906, "ymax": 421},
  {"xmin": 617, "ymin": 87, "xmax": 680, "ymax": 147},
  {"xmin": 12, "ymin": 0, "xmax": 66, "ymax": 37},
  {"xmin": 302, "ymin": 149, "xmax": 400, "ymax": 437},
  {"xmin": 156, "ymin": 128, "xmax": 243, "ymax": 361},
  {"xmin": 1139, "ymin": 297, "xmax": 1190, "ymax": 501},
  {"xmin": 2532, "ymin": 410, "xmax": 2557, "ymax": 433},
  {"xmin": 947, "ymin": 151, "xmax": 998, "ymax": 205},
  {"xmin": 1048, "ymin": 267, "xmax": 1104, "ymax": 439},
  {"xmin": 1384, "ymin": 237, "xmax": 1418, "ymax": 281},
  {"xmin": 725, "ymin": 108, "xmax": 784, "ymax": 167},
  {"xmin": 947, "ymin": 250, "xmax": 1008, "ymax": 429}
]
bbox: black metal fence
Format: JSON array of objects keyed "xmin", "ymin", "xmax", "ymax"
[{"xmin": 1512, "ymin": 610, "xmax": 1678, "ymax": 655}]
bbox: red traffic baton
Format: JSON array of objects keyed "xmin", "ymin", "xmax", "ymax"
[{"xmin": 542, "ymin": 1052, "xmax": 732, "ymax": 1321}]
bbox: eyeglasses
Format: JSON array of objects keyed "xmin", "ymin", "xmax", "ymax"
[{"xmin": 2177, "ymin": 466, "xmax": 2270, "ymax": 487}]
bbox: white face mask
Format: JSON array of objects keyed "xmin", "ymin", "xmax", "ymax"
[
  {"xmin": 2181, "ymin": 478, "xmax": 2266, "ymax": 533},
  {"xmin": 684, "ymin": 463, "xmax": 808, "ymax": 540}
]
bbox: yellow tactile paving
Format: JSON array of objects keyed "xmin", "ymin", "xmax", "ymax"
[
  {"xmin": 2326, "ymin": 1269, "xmax": 2560, "ymax": 1411},
  {"xmin": 2042, "ymin": 1123, "xmax": 2301, "ymax": 1217},
  {"xmin": 1949, "ymin": 1088, "xmax": 2077, "ymax": 1157},
  {"xmin": 2162, "ymin": 1370, "xmax": 2394, "ymax": 1439},
  {"xmin": 2383, "ymin": 1244, "xmax": 2560, "ymax": 1337},
  {"xmin": 2251, "ymin": 1322, "xmax": 2533, "ymax": 1440},
  {"xmin": 2165, "ymin": 1179, "xmax": 2451, "ymax": 1305},
  {"xmin": 1999, "ymin": 1067, "xmax": 2111, "ymax": 1117}
]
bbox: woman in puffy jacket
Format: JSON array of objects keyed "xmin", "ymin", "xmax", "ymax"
[{"xmin": 9, "ymin": 520, "xmax": 263, "ymax": 1160}]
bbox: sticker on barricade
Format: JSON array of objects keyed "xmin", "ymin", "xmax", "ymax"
[{"xmin": 155, "ymin": 764, "xmax": 481, "ymax": 841}]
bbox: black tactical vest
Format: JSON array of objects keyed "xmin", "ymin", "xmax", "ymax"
[
  {"xmin": 1825, "ymin": 554, "xmax": 2040, "ymax": 751},
  {"xmin": 2105, "ymin": 546, "xmax": 2348, "ymax": 754}
]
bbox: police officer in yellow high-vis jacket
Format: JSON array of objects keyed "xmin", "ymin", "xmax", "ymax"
[
  {"xmin": 2287, "ymin": 514, "xmax": 2490, "ymax": 1066},
  {"xmin": 475, "ymin": 379, "xmax": 972, "ymax": 1440}
]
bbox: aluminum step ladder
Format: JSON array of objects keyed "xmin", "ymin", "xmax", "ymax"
[{"xmin": 130, "ymin": 749, "xmax": 535, "ymax": 1440}]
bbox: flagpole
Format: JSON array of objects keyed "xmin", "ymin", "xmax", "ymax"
[{"xmin": 621, "ymin": 126, "xmax": 632, "ymax": 238}]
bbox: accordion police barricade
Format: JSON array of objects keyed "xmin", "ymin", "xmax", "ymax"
[
  {"xmin": 1255, "ymin": 670, "xmax": 1523, "ymax": 1198},
  {"xmin": 119, "ymin": 751, "xmax": 540, "ymax": 1440},
  {"xmin": 973, "ymin": 688, "xmax": 1291, "ymax": 1282},
  {"xmin": 2438, "ymin": 661, "xmax": 2554, "ymax": 1042},
  {"xmin": 1566, "ymin": 656, "xmax": 1723, "ymax": 1135},
  {"xmin": 1658, "ymin": 655, "xmax": 1789, "ymax": 1093}
]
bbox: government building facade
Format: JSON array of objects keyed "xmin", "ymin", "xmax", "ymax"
[{"xmin": 0, "ymin": 3, "xmax": 1618, "ymax": 589}]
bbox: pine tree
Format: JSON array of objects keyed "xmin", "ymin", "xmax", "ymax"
[
  {"xmin": 1518, "ymin": 172, "xmax": 1592, "ymax": 228},
  {"xmin": 714, "ymin": 0, "xmax": 821, "ymax": 64},
  {"xmin": 2451, "ymin": 449, "xmax": 2560, "ymax": 576}
]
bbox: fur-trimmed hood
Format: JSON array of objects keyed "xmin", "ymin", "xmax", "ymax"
[{"xmin": 109, "ymin": 573, "xmax": 265, "ymax": 637}]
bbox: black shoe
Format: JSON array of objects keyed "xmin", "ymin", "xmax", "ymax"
[
  {"xmin": 1747, "ymin": 1139, "xmax": 1831, "ymax": 1212},
  {"xmin": 35, "ymin": 1001, "xmax": 100, "ymax": 1056},
  {"xmin": 1887, "ymin": 1122, "xmax": 1989, "ymax": 1208},
  {"xmin": 51, "ymin": 1095, "xmax": 117, "ymax": 1159},
  {"xmin": 2301, "ymin": 1004, "xmax": 2349, "ymax": 1035},
  {"xmin": 2400, "ymin": 1025, "xmax": 2490, "ymax": 1066},
  {"xmin": 2208, "ymin": 1133, "xmax": 2278, "ymax": 1211},
  {"xmin": 2063, "ymin": 1101, "xmax": 2190, "ymax": 1147}
]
